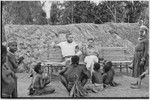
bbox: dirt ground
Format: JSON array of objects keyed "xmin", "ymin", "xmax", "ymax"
[{"xmin": 17, "ymin": 68, "xmax": 149, "ymax": 98}]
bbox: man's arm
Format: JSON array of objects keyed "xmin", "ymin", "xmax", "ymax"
[
  {"xmin": 17, "ymin": 56, "xmax": 24, "ymax": 64},
  {"xmin": 7, "ymin": 54, "xmax": 18, "ymax": 69},
  {"xmin": 2, "ymin": 70, "xmax": 11, "ymax": 84},
  {"xmin": 39, "ymin": 76, "xmax": 44, "ymax": 88},
  {"xmin": 141, "ymin": 40, "xmax": 148, "ymax": 62},
  {"xmin": 51, "ymin": 41, "xmax": 62, "ymax": 48},
  {"xmin": 82, "ymin": 65, "xmax": 91, "ymax": 78},
  {"xmin": 2, "ymin": 65, "xmax": 14, "ymax": 84},
  {"xmin": 59, "ymin": 67, "xmax": 68, "ymax": 75}
]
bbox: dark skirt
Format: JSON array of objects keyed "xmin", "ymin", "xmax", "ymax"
[
  {"xmin": 132, "ymin": 51, "xmax": 147, "ymax": 78},
  {"xmin": 70, "ymin": 81, "xmax": 87, "ymax": 97},
  {"xmin": 60, "ymin": 75, "xmax": 87, "ymax": 97}
]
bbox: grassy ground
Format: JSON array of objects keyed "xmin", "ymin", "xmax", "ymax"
[{"xmin": 17, "ymin": 68, "xmax": 149, "ymax": 98}]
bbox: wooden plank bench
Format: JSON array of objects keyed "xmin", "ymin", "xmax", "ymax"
[
  {"xmin": 42, "ymin": 46, "xmax": 133, "ymax": 76},
  {"xmin": 100, "ymin": 47, "xmax": 133, "ymax": 74},
  {"xmin": 41, "ymin": 45, "xmax": 65, "ymax": 76}
]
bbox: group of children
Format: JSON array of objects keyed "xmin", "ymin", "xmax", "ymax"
[
  {"xmin": 59, "ymin": 55, "xmax": 119, "ymax": 97},
  {"xmin": 1, "ymin": 40, "xmax": 118, "ymax": 97},
  {"xmin": 88, "ymin": 60, "xmax": 119, "ymax": 92},
  {"xmin": 2, "ymin": 40, "xmax": 147, "ymax": 98}
]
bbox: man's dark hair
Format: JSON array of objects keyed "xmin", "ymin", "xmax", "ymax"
[
  {"xmin": 66, "ymin": 32, "xmax": 72, "ymax": 38},
  {"xmin": 34, "ymin": 62, "xmax": 42, "ymax": 73},
  {"xmin": 71, "ymin": 55, "xmax": 79, "ymax": 65},
  {"xmin": 93, "ymin": 63, "xmax": 100, "ymax": 71}
]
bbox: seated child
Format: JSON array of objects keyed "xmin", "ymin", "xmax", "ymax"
[
  {"xmin": 102, "ymin": 61, "xmax": 119, "ymax": 88},
  {"xmin": 92, "ymin": 63, "xmax": 103, "ymax": 85},
  {"xmin": 92, "ymin": 63, "xmax": 103, "ymax": 91},
  {"xmin": 85, "ymin": 63, "xmax": 103, "ymax": 93},
  {"xmin": 28, "ymin": 62, "xmax": 55, "ymax": 95},
  {"xmin": 2, "ymin": 45, "xmax": 16, "ymax": 98}
]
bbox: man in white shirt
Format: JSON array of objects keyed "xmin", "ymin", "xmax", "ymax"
[{"xmin": 51, "ymin": 33, "xmax": 78, "ymax": 65}]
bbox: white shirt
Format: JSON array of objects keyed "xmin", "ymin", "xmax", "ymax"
[
  {"xmin": 84, "ymin": 55, "xmax": 98, "ymax": 72},
  {"xmin": 57, "ymin": 41, "xmax": 78, "ymax": 57}
]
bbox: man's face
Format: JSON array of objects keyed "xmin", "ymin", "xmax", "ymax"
[
  {"xmin": 66, "ymin": 35, "xmax": 73, "ymax": 43},
  {"xmin": 88, "ymin": 40, "xmax": 94, "ymax": 46},
  {"xmin": 9, "ymin": 42, "xmax": 17, "ymax": 53}
]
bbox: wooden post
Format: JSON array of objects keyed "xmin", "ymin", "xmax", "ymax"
[{"xmin": 47, "ymin": 43, "xmax": 50, "ymax": 60}]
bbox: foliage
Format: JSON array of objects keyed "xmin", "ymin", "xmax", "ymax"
[
  {"xmin": 49, "ymin": 1, "xmax": 148, "ymax": 25},
  {"xmin": 2, "ymin": 1, "xmax": 48, "ymax": 41},
  {"xmin": 2, "ymin": 1, "xmax": 149, "ymax": 41}
]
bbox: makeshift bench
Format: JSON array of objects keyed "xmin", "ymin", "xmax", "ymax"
[
  {"xmin": 42, "ymin": 46, "xmax": 65, "ymax": 76},
  {"xmin": 42, "ymin": 46, "xmax": 133, "ymax": 76},
  {"xmin": 100, "ymin": 47, "xmax": 133, "ymax": 74}
]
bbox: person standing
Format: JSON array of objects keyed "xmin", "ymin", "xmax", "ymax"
[
  {"xmin": 6, "ymin": 41, "xmax": 24, "ymax": 97},
  {"xmin": 2, "ymin": 45, "xmax": 16, "ymax": 98},
  {"xmin": 132, "ymin": 25, "xmax": 149, "ymax": 78}
]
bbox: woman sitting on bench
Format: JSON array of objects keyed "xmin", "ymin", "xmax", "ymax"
[{"xmin": 84, "ymin": 38, "xmax": 99, "ymax": 76}]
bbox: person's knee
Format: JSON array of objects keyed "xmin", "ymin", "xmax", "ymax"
[
  {"xmin": 45, "ymin": 79, "xmax": 51, "ymax": 85},
  {"xmin": 60, "ymin": 75, "xmax": 67, "ymax": 87},
  {"xmin": 81, "ymin": 78, "xmax": 88, "ymax": 86}
]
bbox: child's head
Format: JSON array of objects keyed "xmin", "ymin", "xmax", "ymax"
[
  {"xmin": 71, "ymin": 55, "xmax": 79, "ymax": 65},
  {"xmin": 2, "ymin": 45, "xmax": 7, "ymax": 65},
  {"xmin": 103, "ymin": 61, "xmax": 112, "ymax": 73},
  {"xmin": 34, "ymin": 62, "xmax": 43, "ymax": 74},
  {"xmin": 8, "ymin": 41, "xmax": 17, "ymax": 53},
  {"xmin": 93, "ymin": 63, "xmax": 100, "ymax": 72}
]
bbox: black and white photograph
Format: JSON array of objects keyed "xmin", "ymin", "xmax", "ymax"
[{"xmin": 1, "ymin": 0, "xmax": 149, "ymax": 99}]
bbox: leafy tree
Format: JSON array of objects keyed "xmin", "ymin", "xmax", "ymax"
[
  {"xmin": 50, "ymin": 1, "xmax": 60, "ymax": 25},
  {"xmin": 2, "ymin": 1, "xmax": 48, "ymax": 41}
]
